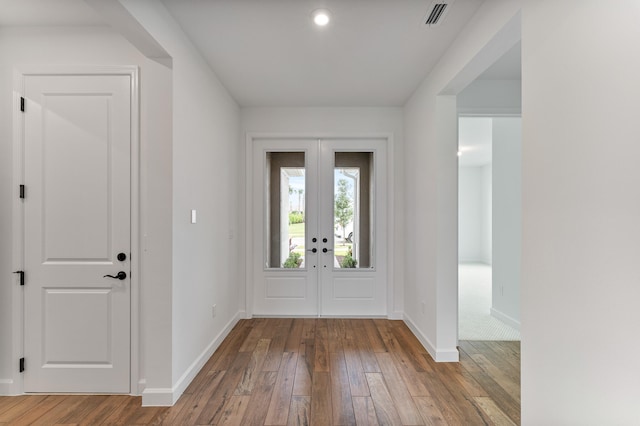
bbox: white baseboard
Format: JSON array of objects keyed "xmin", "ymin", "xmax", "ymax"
[
  {"xmin": 141, "ymin": 310, "xmax": 243, "ymax": 407},
  {"xmin": 252, "ymin": 313, "xmax": 402, "ymax": 320},
  {"xmin": 388, "ymin": 311, "xmax": 403, "ymax": 320},
  {"xmin": 490, "ymin": 307, "xmax": 520, "ymax": 331},
  {"xmin": 137, "ymin": 379, "xmax": 146, "ymax": 395},
  {"xmin": 141, "ymin": 387, "xmax": 174, "ymax": 406},
  {"xmin": 0, "ymin": 379, "xmax": 15, "ymax": 396},
  {"xmin": 403, "ymin": 314, "xmax": 459, "ymax": 362}
]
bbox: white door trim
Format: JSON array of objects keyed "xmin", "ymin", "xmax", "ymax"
[
  {"xmin": 11, "ymin": 65, "xmax": 140, "ymax": 395},
  {"xmin": 244, "ymin": 132, "xmax": 396, "ymax": 319}
]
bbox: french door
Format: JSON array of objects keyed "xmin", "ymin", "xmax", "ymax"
[{"xmin": 252, "ymin": 138, "xmax": 387, "ymax": 316}]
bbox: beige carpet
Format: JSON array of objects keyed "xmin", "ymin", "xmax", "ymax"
[{"xmin": 459, "ymin": 263, "xmax": 520, "ymax": 341}]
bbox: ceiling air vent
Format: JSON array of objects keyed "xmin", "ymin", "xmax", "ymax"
[{"xmin": 423, "ymin": 0, "xmax": 455, "ymax": 27}]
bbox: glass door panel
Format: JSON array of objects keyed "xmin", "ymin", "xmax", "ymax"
[
  {"xmin": 264, "ymin": 152, "xmax": 306, "ymax": 269},
  {"xmin": 334, "ymin": 152, "xmax": 374, "ymax": 269}
]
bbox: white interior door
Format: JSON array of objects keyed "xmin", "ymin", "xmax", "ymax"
[
  {"xmin": 23, "ymin": 74, "xmax": 131, "ymax": 393},
  {"xmin": 252, "ymin": 138, "xmax": 387, "ymax": 317}
]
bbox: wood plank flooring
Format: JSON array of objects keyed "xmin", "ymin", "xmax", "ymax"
[{"xmin": 0, "ymin": 319, "xmax": 520, "ymax": 425}]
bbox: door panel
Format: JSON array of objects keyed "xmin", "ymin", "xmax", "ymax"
[
  {"xmin": 42, "ymin": 94, "xmax": 112, "ymax": 261},
  {"xmin": 319, "ymin": 139, "xmax": 387, "ymax": 316},
  {"xmin": 43, "ymin": 289, "xmax": 113, "ymax": 363},
  {"xmin": 253, "ymin": 138, "xmax": 387, "ymax": 317},
  {"xmin": 23, "ymin": 74, "xmax": 131, "ymax": 393},
  {"xmin": 253, "ymin": 140, "xmax": 319, "ymax": 315}
]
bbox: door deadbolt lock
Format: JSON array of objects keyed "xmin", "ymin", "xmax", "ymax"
[{"xmin": 117, "ymin": 252, "xmax": 127, "ymax": 262}]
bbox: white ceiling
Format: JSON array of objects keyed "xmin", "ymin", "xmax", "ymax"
[
  {"xmin": 161, "ymin": 0, "xmax": 484, "ymax": 107},
  {"xmin": 0, "ymin": 0, "xmax": 520, "ymax": 108},
  {"xmin": 0, "ymin": 0, "xmax": 104, "ymax": 26}
]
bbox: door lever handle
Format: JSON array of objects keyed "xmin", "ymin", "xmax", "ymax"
[
  {"xmin": 307, "ymin": 248, "xmax": 317, "ymax": 253},
  {"xmin": 104, "ymin": 271, "xmax": 127, "ymax": 280},
  {"xmin": 322, "ymin": 248, "xmax": 333, "ymax": 253}
]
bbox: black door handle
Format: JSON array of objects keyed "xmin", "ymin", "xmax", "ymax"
[{"xmin": 104, "ymin": 271, "xmax": 127, "ymax": 280}]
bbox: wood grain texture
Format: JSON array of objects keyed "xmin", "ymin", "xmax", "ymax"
[
  {"xmin": 473, "ymin": 396, "xmax": 518, "ymax": 426},
  {"xmin": 329, "ymin": 351, "xmax": 356, "ymax": 425},
  {"xmin": 263, "ymin": 327, "xmax": 288, "ymax": 372},
  {"xmin": 342, "ymin": 337, "xmax": 370, "ymax": 397},
  {"xmin": 8, "ymin": 395, "xmax": 68, "ymax": 425},
  {"xmin": 374, "ymin": 352, "xmax": 424, "ymax": 425},
  {"xmin": 285, "ymin": 318, "xmax": 304, "ymax": 353},
  {"xmin": 242, "ymin": 371, "xmax": 278, "ymax": 425},
  {"xmin": 0, "ymin": 319, "xmax": 521, "ymax": 425},
  {"xmin": 265, "ymin": 352, "xmax": 298, "ymax": 425},
  {"xmin": 196, "ymin": 352, "xmax": 251, "ymax": 425},
  {"xmin": 365, "ymin": 373, "xmax": 404, "ymax": 426},
  {"xmin": 0, "ymin": 395, "xmax": 48, "ymax": 423},
  {"xmin": 310, "ymin": 371, "xmax": 332, "ymax": 426},
  {"xmin": 362, "ymin": 320, "xmax": 387, "ymax": 353},
  {"xmin": 235, "ymin": 338, "xmax": 270, "ymax": 395},
  {"xmin": 287, "ymin": 395, "xmax": 311, "ymax": 426},
  {"xmin": 218, "ymin": 395, "xmax": 251, "ymax": 425},
  {"xmin": 352, "ymin": 396, "xmax": 380, "ymax": 426},
  {"xmin": 77, "ymin": 395, "xmax": 131, "ymax": 425},
  {"xmin": 292, "ymin": 339, "xmax": 314, "ymax": 397},
  {"xmin": 413, "ymin": 397, "xmax": 447, "ymax": 426},
  {"xmin": 313, "ymin": 319, "xmax": 330, "ymax": 373},
  {"xmin": 171, "ymin": 370, "xmax": 226, "ymax": 425}
]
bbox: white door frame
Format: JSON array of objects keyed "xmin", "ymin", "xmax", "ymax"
[
  {"xmin": 11, "ymin": 65, "xmax": 140, "ymax": 395},
  {"xmin": 244, "ymin": 133, "xmax": 396, "ymax": 318}
]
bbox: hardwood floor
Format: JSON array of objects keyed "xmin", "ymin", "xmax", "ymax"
[{"xmin": 0, "ymin": 319, "xmax": 520, "ymax": 425}]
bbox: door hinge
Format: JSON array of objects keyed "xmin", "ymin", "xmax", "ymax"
[
  {"xmin": 13, "ymin": 271, "xmax": 24, "ymax": 286},
  {"xmin": 19, "ymin": 185, "xmax": 25, "ymax": 199},
  {"xmin": 19, "ymin": 358, "xmax": 25, "ymax": 373},
  {"xmin": 20, "ymin": 97, "xmax": 25, "ymax": 112}
]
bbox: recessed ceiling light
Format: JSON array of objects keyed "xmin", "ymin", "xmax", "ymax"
[{"xmin": 312, "ymin": 9, "xmax": 331, "ymax": 27}]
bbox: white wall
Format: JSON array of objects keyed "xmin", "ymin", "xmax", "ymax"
[
  {"xmin": 0, "ymin": 25, "xmax": 173, "ymax": 394},
  {"xmin": 403, "ymin": 1, "xmax": 521, "ymax": 361},
  {"xmin": 522, "ymin": 1, "xmax": 640, "ymax": 423},
  {"xmin": 458, "ymin": 166, "xmax": 483, "ymax": 262},
  {"xmin": 480, "ymin": 164, "xmax": 492, "ymax": 264},
  {"xmin": 120, "ymin": 0, "xmax": 242, "ymax": 405},
  {"xmin": 457, "ymin": 79, "xmax": 521, "ymax": 115},
  {"xmin": 241, "ymin": 107, "xmax": 404, "ymax": 318},
  {"xmin": 491, "ymin": 117, "xmax": 521, "ymax": 329},
  {"xmin": 458, "ymin": 164, "xmax": 493, "ymax": 264}
]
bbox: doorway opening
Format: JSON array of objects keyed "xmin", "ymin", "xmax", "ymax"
[{"xmin": 458, "ymin": 116, "xmax": 521, "ymax": 341}]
